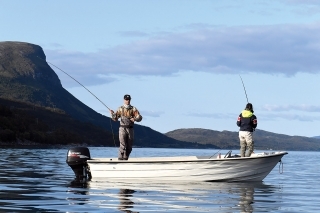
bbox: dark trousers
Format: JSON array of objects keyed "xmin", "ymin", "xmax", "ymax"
[{"xmin": 118, "ymin": 127, "xmax": 134, "ymax": 159}]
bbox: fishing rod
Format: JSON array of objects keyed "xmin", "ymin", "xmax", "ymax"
[
  {"xmin": 239, "ymin": 75, "xmax": 249, "ymax": 103},
  {"xmin": 36, "ymin": 56, "xmax": 117, "ymax": 147},
  {"xmin": 209, "ymin": 149, "xmax": 221, "ymax": 159},
  {"xmin": 37, "ymin": 56, "xmax": 112, "ymax": 111}
]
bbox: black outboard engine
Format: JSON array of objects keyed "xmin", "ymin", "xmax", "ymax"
[{"xmin": 66, "ymin": 147, "xmax": 92, "ymax": 180}]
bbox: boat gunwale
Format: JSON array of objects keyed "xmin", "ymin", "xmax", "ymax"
[{"xmin": 87, "ymin": 151, "xmax": 288, "ymax": 164}]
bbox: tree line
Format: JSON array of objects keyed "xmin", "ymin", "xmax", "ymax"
[{"xmin": 0, "ymin": 102, "xmax": 115, "ymax": 147}]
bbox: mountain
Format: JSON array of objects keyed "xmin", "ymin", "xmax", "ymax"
[
  {"xmin": 0, "ymin": 97, "xmax": 114, "ymax": 147},
  {"xmin": 0, "ymin": 41, "xmax": 215, "ymax": 148},
  {"xmin": 0, "ymin": 41, "xmax": 107, "ymax": 127},
  {"xmin": 166, "ymin": 128, "xmax": 320, "ymax": 151}
]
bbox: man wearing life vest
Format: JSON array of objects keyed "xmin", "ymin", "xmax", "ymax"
[
  {"xmin": 236, "ymin": 103, "xmax": 258, "ymax": 157},
  {"xmin": 110, "ymin": 94, "xmax": 142, "ymax": 160}
]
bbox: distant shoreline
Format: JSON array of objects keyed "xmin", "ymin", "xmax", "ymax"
[{"xmin": 0, "ymin": 141, "xmax": 95, "ymax": 149}]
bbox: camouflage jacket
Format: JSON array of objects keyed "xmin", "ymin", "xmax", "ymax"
[{"xmin": 112, "ymin": 105, "xmax": 142, "ymax": 127}]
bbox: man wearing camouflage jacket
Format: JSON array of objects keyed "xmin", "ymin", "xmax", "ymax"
[{"xmin": 110, "ymin": 94, "xmax": 142, "ymax": 160}]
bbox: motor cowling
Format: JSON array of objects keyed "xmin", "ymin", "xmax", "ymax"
[{"xmin": 66, "ymin": 147, "xmax": 92, "ymax": 180}]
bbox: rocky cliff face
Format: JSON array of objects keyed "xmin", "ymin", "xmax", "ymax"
[
  {"xmin": 0, "ymin": 41, "xmax": 61, "ymax": 86},
  {"xmin": 0, "ymin": 41, "xmax": 99, "ymax": 121},
  {"xmin": 0, "ymin": 41, "xmax": 65, "ymax": 107}
]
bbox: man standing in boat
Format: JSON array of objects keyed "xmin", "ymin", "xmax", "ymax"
[
  {"xmin": 110, "ymin": 94, "xmax": 142, "ymax": 160},
  {"xmin": 236, "ymin": 103, "xmax": 257, "ymax": 157}
]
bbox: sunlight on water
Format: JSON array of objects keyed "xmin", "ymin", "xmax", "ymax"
[{"xmin": 0, "ymin": 147, "xmax": 319, "ymax": 212}]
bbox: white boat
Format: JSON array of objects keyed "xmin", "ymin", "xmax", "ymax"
[{"xmin": 66, "ymin": 147, "xmax": 287, "ymax": 182}]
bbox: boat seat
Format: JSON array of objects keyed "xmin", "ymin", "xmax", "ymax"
[{"xmin": 224, "ymin": 150, "xmax": 232, "ymax": 158}]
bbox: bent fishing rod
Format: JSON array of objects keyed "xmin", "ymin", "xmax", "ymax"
[
  {"xmin": 36, "ymin": 56, "xmax": 117, "ymax": 147},
  {"xmin": 37, "ymin": 56, "xmax": 111, "ymax": 111},
  {"xmin": 239, "ymin": 75, "xmax": 249, "ymax": 103}
]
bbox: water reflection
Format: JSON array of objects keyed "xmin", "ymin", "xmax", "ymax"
[
  {"xmin": 69, "ymin": 179, "xmax": 89, "ymax": 191},
  {"xmin": 66, "ymin": 179, "xmax": 90, "ymax": 205},
  {"xmin": 238, "ymin": 185, "xmax": 254, "ymax": 213},
  {"xmin": 83, "ymin": 180, "xmax": 279, "ymax": 213},
  {"xmin": 118, "ymin": 189, "xmax": 137, "ymax": 213}
]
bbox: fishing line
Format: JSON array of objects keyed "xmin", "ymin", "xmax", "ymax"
[
  {"xmin": 239, "ymin": 75, "xmax": 249, "ymax": 103},
  {"xmin": 37, "ymin": 56, "xmax": 117, "ymax": 147}
]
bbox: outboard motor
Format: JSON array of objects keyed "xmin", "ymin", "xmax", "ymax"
[{"xmin": 66, "ymin": 147, "xmax": 92, "ymax": 180}]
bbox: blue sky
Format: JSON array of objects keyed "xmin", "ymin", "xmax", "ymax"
[{"xmin": 2, "ymin": 0, "xmax": 320, "ymax": 137}]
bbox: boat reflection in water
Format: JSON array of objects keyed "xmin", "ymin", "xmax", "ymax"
[
  {"xmin": 66, "ymin": 180, "xmax": 90, "ymax": 206},
  {"xmin": 66, "ymin": 179, "xmax": 280, "ymax": 213},
  {"xmin": 118, "ymin": 189, "xmax": 137, "ymax": 213}
]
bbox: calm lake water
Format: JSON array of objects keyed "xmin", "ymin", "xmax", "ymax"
[{"xmin": 0, "ymin": 147, "xmax": 319, "ymax": 213}]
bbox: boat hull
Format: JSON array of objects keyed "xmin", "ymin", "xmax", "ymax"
[{"xmin": 86, "ymin": 151, "xmax": 287, "ymax": 182}]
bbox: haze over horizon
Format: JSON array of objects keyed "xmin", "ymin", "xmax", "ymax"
[{"xmin": 2, "ymin": 1, "xmax": 320, "ymax": 137}]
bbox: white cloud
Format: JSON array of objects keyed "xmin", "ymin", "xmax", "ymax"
[
  {"xmin": 281, "ymin": 0, "xmax": 320, "ymax": 15},
  {"xmin": 188, "ymin": 109, "xmax": 320, "ymax": 122},
  {"xmin": 141, "ymin": 110, "xmax": 165, "ymax": 118},
  {"xmin": 261, "ymin": 104, "xmax": 320, "ymax": 112},
  {"xmin": 117, "ymin": 31, "xmax": 149, "ymax": 37},
  {"xmin": 259, "ymin": 112, "xmax": 320, "ymax": 121},
  {"xmin": 44, "ymin": 23, "xmax": 320, "ymax": 87},
  {"xmin": 283, "ymin": 0, "xmax": 320, "ymax": 6},
  {"xmin": 188, "ymin": 112, "xmax": 237, "ymax": 119}
]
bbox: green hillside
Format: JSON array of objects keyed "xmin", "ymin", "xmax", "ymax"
[
  {"xmin": 165, "ymin": 128, "xmax": 320, "ymax": 151},
  {"xmin": 0, "ymin": 97, "xmax": 115, "ymax": 147}
]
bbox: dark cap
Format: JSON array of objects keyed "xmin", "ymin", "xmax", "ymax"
[
  {"xmin": 124, "ymin": 94, "xmax": 131, "ymax": 100},
  {"xmin": 245, "ymin": 103, "xmax": 254, "ymax": 112},
  {"xmin": 245, "ymin": 103, "xmax": 252, "ymax": 109}
]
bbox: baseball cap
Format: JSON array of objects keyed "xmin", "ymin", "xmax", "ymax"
[{"xmin": 124, "ymin": 94, "xmax": 131, "ymax": 100}]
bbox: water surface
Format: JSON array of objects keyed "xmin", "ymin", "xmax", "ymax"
[{"xmin": 0, "ymin": 148, "xmax": 319, "ymax": 212}]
